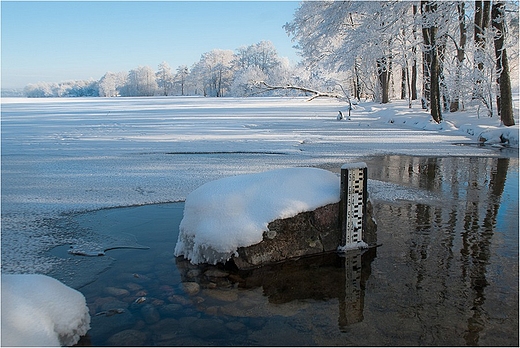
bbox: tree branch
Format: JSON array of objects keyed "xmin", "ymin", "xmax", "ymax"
[{"xmin": 253, "ymin": 81, "xmax": 347, "ymax": 102}]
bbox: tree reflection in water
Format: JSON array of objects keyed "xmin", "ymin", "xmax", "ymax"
[{"xmin": 365, "ymin": 156, "xmax": 517, "ymax": 346}]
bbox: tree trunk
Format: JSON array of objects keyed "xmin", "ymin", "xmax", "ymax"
[
  {"xmin": 430, "ymin": 38, "xmax": 442, "ymax": 123},
  {"xmin": 411, "ymin": 61, "xmax": 418, "ymax": 101},
  {"xmin": 450, "ymin": 2, "xmax": 467, "ymax": 112},
  {"xmin": 421, "ymin": 1, "xmax": 442, "ymax": 123},
  {"xmin": 438, "ymin": 35, "xmax": 448, "ymax": 111},
  {"xmin": 401, "ymin": 67, "xmax": 407, "ymax": 99},
  {"xmin": 377, "ymin": 55, "xmax": 391, "ymax": 104},
  {"xmin": 354, "ymin": 58, "xmax": 361, "ymax": 101},
  {"xmin": 352, "ymin": 77, "xmax": 360, "ymax": 101},
  {"xmin": 483, "ymin": 1, "xmax": 491, "ymax": 33},
  {"xmin": 492, "ymin": 1, "xmax": 515, "ymax": 126},
  {"xmin": 422, "ymin": 18, "xmax": 431, "ymax": 110},
  {"xmin": 411, "ymin": 4, "xmax": 418, "ymax": 101},
  {"xmin": 406, "ymin": 64, "xmax": 412, "ymax": 108},
  {"xmin": 474, "ymin": 1, "xmax": 484, "ymax": 71},
  {"xmin": 473, "ymin": 1, "xmax": 491, "ymax": 104}
]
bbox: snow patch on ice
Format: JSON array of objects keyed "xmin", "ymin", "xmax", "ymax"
[
  {"xmin": 1, "ymin": 274, "xmax": 90, "ymax": 346},
  {"xmin": 174, "ymin": 167, "xmax": 340, "ymax": 264}
]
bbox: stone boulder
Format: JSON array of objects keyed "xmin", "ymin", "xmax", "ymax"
[{"xmin": 232, "ymin": 199, "xmax": 376, "ymax": 270}]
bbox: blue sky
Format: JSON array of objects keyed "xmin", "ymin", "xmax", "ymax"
[{"xmin": 1, "ymin": 1, "xmax": 301, "ymax": 88}]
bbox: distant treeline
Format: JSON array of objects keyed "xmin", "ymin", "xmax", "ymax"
[{"xmin": 22, "ymin": 41, "xmax": 305, "ymax": 99}]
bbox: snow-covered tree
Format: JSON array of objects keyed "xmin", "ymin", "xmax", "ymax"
[
  {"xmin": 234, "ymin": 41, "xmax": 281, "ymax": 75},
  {"xmin": 230, "ymin": 66, "xmax": 267, "ymax": 96},
  {"xmin": 122, "ymin": 66, "xmax": 158, "ymax": 96},
  {"xmin": 492, "ymin": 1, "xmax": 515, "ymax": 125},
  {"xmin": 230, "ymin": 40, "xmax": 291, "ymax": 95},
  {"xmin": 25, "ymin": 80, "xmax": 98, "ymax": 98},
  {"xmin": 24, "ymin": 82, "xmax": 55, "ymax": 97},
  {"xmin": 22, "ymin": 1, "xmax": 516, "ymax": 114},
  {"xmin": 448, "ymin": 2, "xmax": 468, "ymax": 112},
  {"xmin": 156, "ymin": 61, "xmax": 174, "ymax": 96},
  {"xmin": 190, "ymin": 49, "xmax": 234, "ymax": 97},
  {"xmin": 285, "ymin": 1, "xmax": 415, "ymax": 104},
  {"xmin": 285, "ymin": 0, "xmax": 518, "ymax": 124},
  {"xmin": 174, "ymin": 65, "xmax": 189, "ymax": 96},
  {"xmin": 98, "ymin": 71, "xmax": 127, "ymax": 97},
  {"xmin": 64, "ymin": 79, "xmax": 98, "ymax": 97}
]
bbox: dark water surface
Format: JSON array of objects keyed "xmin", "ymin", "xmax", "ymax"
[{"xmin": 51, "ymin": 155, "xmax": 518, "ymax": 346}]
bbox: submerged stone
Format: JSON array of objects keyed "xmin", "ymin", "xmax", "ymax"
[
  {"xmin": 107, "ymin": 329, "xmax": 147, "ymax": 346},
  {"xmin": 189, "ymin": 318, "xmax": 230, "ymax": 339},
  {"xmin": 140, "ymin": 304, "xmax": 160, "ymax": 324},
  {"xmin": 180, "ymin": 282, "xmax": 200, "ymax": 296},
  {"xmin": 105, "ymin": 286, "xmax": 130, "ymax": 297}
]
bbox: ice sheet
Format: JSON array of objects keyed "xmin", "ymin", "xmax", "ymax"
[{"xmin": 1, "ymin": 96, "xmax": 517, "ymax": 274}]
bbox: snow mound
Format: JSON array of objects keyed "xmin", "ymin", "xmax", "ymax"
[
  {"xmin": 1, "ymin": 274, "xmax": 91, "ymax": 346},
  {"xmin": 174, "ymin": 167, "xmax": 340, "ymax": 264},
  {"xmin": 477, "ymin": 125, "xmax": 519, "ymax": 146}
]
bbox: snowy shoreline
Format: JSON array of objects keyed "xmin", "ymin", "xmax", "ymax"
[{"xmin": 1, "ymin": 96, "xmax": 518, "ymax": 275}]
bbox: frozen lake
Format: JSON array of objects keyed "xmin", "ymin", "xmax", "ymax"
[
  {"xmin": 1, "ymin": 97, "xmax": 518, "ymax": 345},
  {"xmin": 2, "ymin": 96, "xmax": 513, "ymax": 275}
]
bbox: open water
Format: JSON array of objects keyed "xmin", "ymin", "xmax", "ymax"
[{"xmin": 49, "ymin": 155, "xmax": 518, "ymax": 346}]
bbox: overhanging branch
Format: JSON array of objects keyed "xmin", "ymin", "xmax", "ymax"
[{"xmin": 254, "ymin": 81, "xmax": 347, "ymax": 102}]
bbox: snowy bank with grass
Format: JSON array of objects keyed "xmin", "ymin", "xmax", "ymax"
[
  {"xmin": 1, "ymin": 274, "xmax": 91, "ymax": 346},
  {"xmin": 174, "ymin": 167, "xmax": 340, "ymax": 264}
]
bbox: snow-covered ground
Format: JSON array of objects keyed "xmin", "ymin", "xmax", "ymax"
[{"xmin": 1, "ymin": 96, "xmax": 518, "ymax": 274}]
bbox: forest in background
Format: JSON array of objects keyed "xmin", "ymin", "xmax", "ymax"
[{"xmin": 12, "ymin": 1, "xmax": 519, "ymax": 125}]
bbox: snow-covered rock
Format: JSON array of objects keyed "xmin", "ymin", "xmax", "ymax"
[
  {"xmin": 1, "ymin": 274, "xmax": 91, "ymax": 346},
  {"xmin": 174, "ymin": 167, "xmax": 340, "ymax": 265}
]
